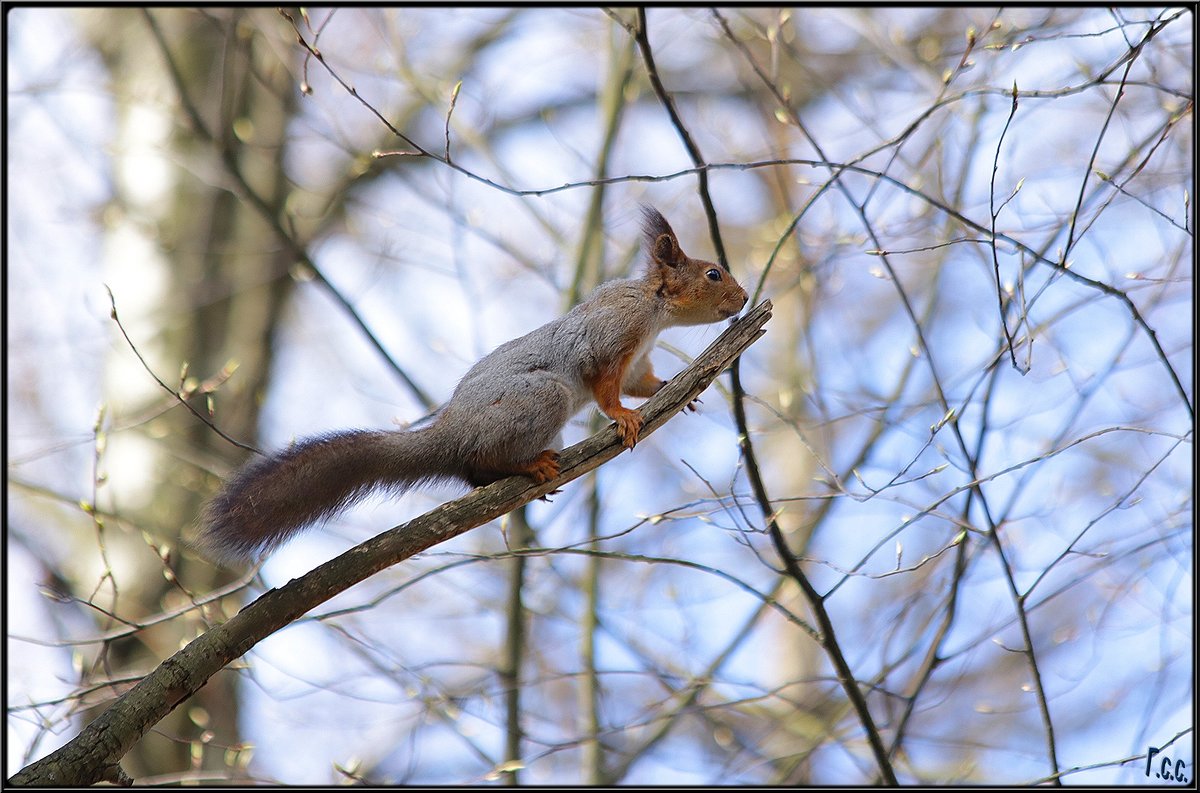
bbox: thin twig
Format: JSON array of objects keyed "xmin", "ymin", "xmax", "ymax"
[
  {"xmin": 105, "ymin": 286, "xmax": 257, "ymax": 454},
  {"xmin": 989, "ymin": 82, "xmax": 1024, "ymax": 371},
  {"xmin": 445, "ymin": 80, "xmax": 462, "ymax": 163}
]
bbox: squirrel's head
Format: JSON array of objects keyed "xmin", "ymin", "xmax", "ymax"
[{"xmin": 641, "ymin": 205, "xmax": 748, "ymax": 326}]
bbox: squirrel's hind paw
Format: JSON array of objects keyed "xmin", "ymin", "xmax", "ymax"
[{"xmin": 523, "ymin": 449, "xmax": 561, "ymax": 484}]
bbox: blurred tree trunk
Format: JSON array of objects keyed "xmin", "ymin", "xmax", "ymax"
[{"xmin": 83, "ymin": 7, "xmax": 296, "ymax": 780}]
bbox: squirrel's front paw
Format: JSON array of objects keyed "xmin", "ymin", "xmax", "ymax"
[{"xmin": 611, "ymin": 407, "xmax": 644, "ymax": 449}]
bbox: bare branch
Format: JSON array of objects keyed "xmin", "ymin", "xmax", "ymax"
[{"xmin": 8, "ymin": 302, "xmax": 771, "ymax": 787}]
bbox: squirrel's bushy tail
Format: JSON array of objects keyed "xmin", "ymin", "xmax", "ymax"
[{"xmin": 200, "ymin": 428, "xmax": 457, "ymax": 562}]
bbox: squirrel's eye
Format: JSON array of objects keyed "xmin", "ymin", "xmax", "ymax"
[{"xmin": 705, "ymin": 268, "xmax": 722, "ymax": 282}]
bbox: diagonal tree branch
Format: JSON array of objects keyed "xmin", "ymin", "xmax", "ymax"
[{"xmin": 9, "ymin": 301, "xmax": 772, "ymax": 788}]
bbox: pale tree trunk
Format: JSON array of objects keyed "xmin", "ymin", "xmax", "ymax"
[{"xmin": 83, "ymin": 7, "xmax": 296, "ymax": 780}]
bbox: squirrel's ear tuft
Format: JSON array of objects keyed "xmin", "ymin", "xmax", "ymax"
[
  {"xmin": 641, "ymin": 205, "xmax": 682, "ymax": 266},
  {"xmin": 640, "ymin": 204, "xmax": 673, "ymax": 241}
]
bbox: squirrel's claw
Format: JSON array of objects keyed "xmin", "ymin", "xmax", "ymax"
[{"xmin": 612, "ymin": 408, "xmax": 644, "ymax": 449}]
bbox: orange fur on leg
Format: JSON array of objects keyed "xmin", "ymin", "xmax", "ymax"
[{"xmin": 588, "ymin": 350, "xmax": 644, "ymax": 449}]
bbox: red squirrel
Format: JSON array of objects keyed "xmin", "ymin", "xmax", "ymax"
[{"xmin": 200, "ymin": 206, "xmax": 748, "ymax": 562}]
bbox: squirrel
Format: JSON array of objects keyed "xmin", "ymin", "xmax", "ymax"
[{"xmin": 199, "ymin": 206, "xmax": 748, "ymax": 562}]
